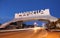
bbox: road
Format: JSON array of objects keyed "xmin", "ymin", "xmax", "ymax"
[{"xmin": 0, "ymin": 30, "xmax": 60, "ymax": 38}]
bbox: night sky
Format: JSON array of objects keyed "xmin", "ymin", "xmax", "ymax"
[{"xmin": 0, "ymin": 0, "xmax": 60, "ymax": 25}]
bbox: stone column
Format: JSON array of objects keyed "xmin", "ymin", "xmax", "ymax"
[{"xmin": 17, "ymin": 21, "xmax": 23, "ymax": 29}]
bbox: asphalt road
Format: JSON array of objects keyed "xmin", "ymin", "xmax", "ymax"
[{"xmin": 0, "ymin": 30, "xmax": 60, "ymax": 38}]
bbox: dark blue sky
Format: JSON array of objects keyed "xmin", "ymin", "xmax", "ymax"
[{"xmin": 0, "ymin": 0, "xmax": 60, "ymax": 24}]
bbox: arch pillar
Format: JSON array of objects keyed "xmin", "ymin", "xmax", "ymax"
[{"xmin": 16, "ymin": 21, "xmax": 23, "ymax": 29}]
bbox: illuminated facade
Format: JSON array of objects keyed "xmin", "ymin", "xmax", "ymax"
[{"xmin": 15, "ymin": 9, "xmax": 50, "ymax": 18}]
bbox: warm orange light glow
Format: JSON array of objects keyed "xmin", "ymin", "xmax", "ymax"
[{"xmin": 33, "ymin": 27, "xmax": 40, "ymax": 33}]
